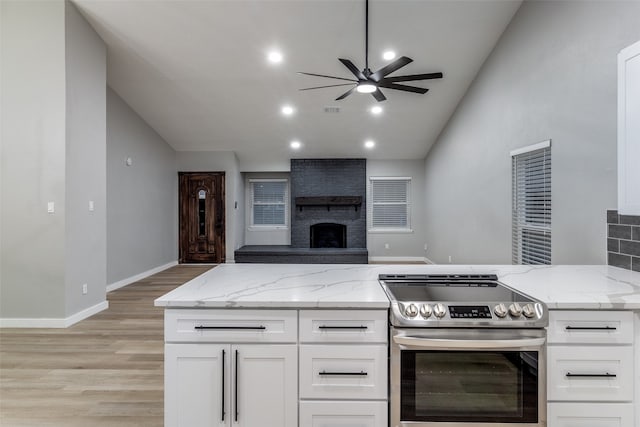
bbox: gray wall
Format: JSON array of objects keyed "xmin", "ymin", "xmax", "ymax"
[
  {"xmin": 107, "ymin": 88, "xmax": 177, "ymax": 284},
  {"xmin": 367, "ymin": 159, "xmax": 427, "ymax": 260},
  {"xmin": 64, "ymin": 1, "xmax": 107, "ymax": 316},
  {"xmin": 176, "ymin": 151, "xmax": 242, "ymax": 261},
  {"xmin": 1, "ymin": 0, "xmax": 68, "ymax": 319},
  {"xmin": 423, "ymin": 0, "xmax": 640, "ymax": 265}
]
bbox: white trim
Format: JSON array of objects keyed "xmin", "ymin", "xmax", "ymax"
[
  {"xmin": 106, "ymin": 260, "xmax": 178, "ymax": 292},
  {"xmin": 368, "ymin": 176, "xmax": 412, "ymax": 180},
  {"xmin": 510, "ymin": 140, "xmax": 551, "ymax": 157},
  {"xmin": 424, "ymin": 257, "xmax": 436, "ymax": 265},
  {"xmin": 368, "ymin": 229, "xmax": 414, "ymax": 234},
  {"xmin": 368, "ymin": 256, "xmax": 430, "ymax": 263},
  {"xmin": 0, "ymin": 300, "xmax": 109, "ymax": 328}
]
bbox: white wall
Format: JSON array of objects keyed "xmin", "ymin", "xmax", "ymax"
[
  {"xmin": 423, "ymin": 0, "xmax": 640, "ymax": 265},
  {"xmin": 176, "ymin": 151, "xmax": 242, "ymax": 261},
  {"xmin": 243, "ymin": 172, "xmax": 291, "ymax": 246},
  {"xmin": 367, "ymin": 159, "xmax": 427, "ymax": 261},
  {"xmin": 64, "ymin": 0, "xmax": 107, "ymax": 317},
  {"xmin": 107, "ymin": 88, "xmax": 177, "ymax": 284},
  {"xmin": 1, "ymin": 0, "xmax": 68, "ymax": 319}
]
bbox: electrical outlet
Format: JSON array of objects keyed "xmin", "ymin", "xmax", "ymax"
[
  {"xmin": 82, "ymin": 284, "xmax": 88, "ymax": 295},
  {"xmin": 424, "ymin": 243, "xmax": 428, "ymax": 251},
  {"xmin": 47, "ymin": 202, "xmax": 55, "ymax": 213},
  {"xmin": 89, "ymin": 201, "xmax": 94, "ymax": 211},
  {"xmin": 384, "ymin": 243, "xmax": 390, "ymax": 249},
  {"xmin": 448, "ymin": 255, "xmax": 452, "ymax": 263}
]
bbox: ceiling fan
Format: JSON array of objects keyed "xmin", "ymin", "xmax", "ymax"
[{"xmin": 298, "ymin": 0, "xmax": 443, "ymax": 102}]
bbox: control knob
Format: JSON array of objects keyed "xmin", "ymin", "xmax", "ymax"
[
  {"xmin": 404, "ymin": 304, "xmax": 418, "ymax": 318},
  {"xmin": 522, "ymin": 303, "xmax": 537, "ymax": 318},
  {"xmin": 509, "ymin": 303, "xmax": 523, "ymax": 318},
  {"xmin": 419, "ymin": 304, "xmax": 433, "ymax": 318},
  {"xmin": 433, "ymin": 303, "xmax": 447, "ymax": 318},
  {"xmin": 494, "ymin": 303, "xmax": 508, "ymax": 318}
]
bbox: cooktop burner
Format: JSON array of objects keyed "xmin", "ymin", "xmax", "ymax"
[{"xmin": 378, "ymin": 274, "xmax": 548, "ymax": 328}]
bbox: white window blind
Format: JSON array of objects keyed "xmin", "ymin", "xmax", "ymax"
[
  {"xmin": 512, "ymin": 142, "xmax": 551, "ymax": 265},
  {"xmin": 369, "ymin": 178, "xmax": 411, "ymax": 230},
  {"xmin": 250, "ymin": 179, "xmax": 288, "ymax": 227}
]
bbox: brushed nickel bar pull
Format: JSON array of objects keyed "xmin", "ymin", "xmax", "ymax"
[
  {"xmin": 565, "ymin": 326, "xmax": 616, "ymax": 330},
  {"xmin": 318, "ymin": 325, "xmax": 368, "ymax": 330},
  {"xmin": 319, "ymin": 370, "xmax": 368, "ymax": 376},
  {"xmin": 194, "ymin": 325, "xmax": 266, "ymax": 330},
  {"xmin": 566, "ymin": 372, "xmax": 617, "ymax": 378}
]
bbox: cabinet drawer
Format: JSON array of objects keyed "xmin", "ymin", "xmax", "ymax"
[
  {"xmin": 548, "ymin": 402, "xmax": 635, "ymax": 427},
  {"xmin": 299, "ymin": 345, "xmax": 387, "ymax": 399},
  {"xmin": 299, "ymin": 310, "xmax": 387, "ymax": 343},
  {"xmin": 548, "ymin": 311, "xmax": 633, "ymax": 344},
  {"xmin": 300, "ymin": 401, "xmax": 387, "ymax": 427},
  {"xmin": 547, "ymin": 346, "xmax": 634, "ymax": 402},
  {"xmin": 165, "ymin": 309, "xmax": 297, "ymax": 343}
]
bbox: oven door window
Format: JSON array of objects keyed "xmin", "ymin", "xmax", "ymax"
[{"xmin": 401, "ymin": 350, "xmax": 539, "ymax": 423}]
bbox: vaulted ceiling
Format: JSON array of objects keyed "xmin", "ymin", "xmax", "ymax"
[{"xmin": 72, "ymin": 0, "xmax": 522, "ymax": 168}]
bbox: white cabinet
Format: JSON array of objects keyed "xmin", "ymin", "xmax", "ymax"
[
  {"xmin": 298, "ymin": 310, "xmax": 388, "ymax": 426},
  {"xmin": 299, "ymin": 401, "xmax": 387, "ymax": 427},
  {"xmin": 547, "ymin": 310, "xmax": 635, "ymax": 427},
  {"xmin": 618, "ymin": 39, "xmax": 640, "ymax": 215},
  {"xmin": 164, "ymin": 310, "xmax": 298, "ymax": 427}
]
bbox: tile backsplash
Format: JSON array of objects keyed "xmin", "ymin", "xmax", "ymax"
[{"xmin": 607, "ymin": 210, "xmax": 640, "ymax": 272}]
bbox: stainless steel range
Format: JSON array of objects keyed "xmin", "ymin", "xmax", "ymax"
[{"xmin": 379, "ymin": 274, "xmax": 548, "ymax": 427}]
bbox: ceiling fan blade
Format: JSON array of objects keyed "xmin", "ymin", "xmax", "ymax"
[
  {"xmin": 338, "ymin": 59, "xmax": 366, "ymax": 80},
  {"xmin": 297, "ymin": 72, "xmax": 357, "ymax": 82},
  {"xmin": 371, "ymin": 89, "xmax": 387, "ymax": 102},
  {"xmin": 370, "ymin": 56, "xmax": 413, "ymax": 81},
  {"xmin": 300, "ymin": 83, "xmax": 356, "ymax": 91},
  {"xmin": 378, "ymin": 81, "xmax": 429, "ymax": 94},
  {"xmin": 383, "ymin": 72, "xmax": 443, "ymax": 83},
  {"xmin": 335, "ymin": 86, "xmax": 357, "ymax": 101}
]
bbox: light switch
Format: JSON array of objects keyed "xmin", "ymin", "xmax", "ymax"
[
  {"xmin": 47, "ymin": 202, "xmax": 55, "ymax": 213},
  {"xmin": 89, "ymin": 201, "xmax": 94, "ymax": 211}
]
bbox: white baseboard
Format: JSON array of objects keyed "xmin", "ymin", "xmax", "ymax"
[
  {"xmin": 368, "ymin": 256, "xmax": 432, "ymax": 264},
  {"xmin": 424, "ymin": 257, "xmax": 435, "ymax": 264},
  {"xmin": 106, "ymin": 260, "xmax": 178, "ymax": 292},
  {"xmin": 0, "ymin": 300, "xmax": 109, "ymax": 329}
]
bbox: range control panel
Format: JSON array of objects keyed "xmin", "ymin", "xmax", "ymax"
[{"xmin": 449, "ymin": 305, "xmax": 492, "ymax": 319}]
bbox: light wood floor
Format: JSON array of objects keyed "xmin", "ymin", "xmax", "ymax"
[{"xmin": 0, "ymin": 265, "xmax": 214, "ymax": 427}]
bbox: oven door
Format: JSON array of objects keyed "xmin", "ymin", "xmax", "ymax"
[{"xmin": 391, "ymin": 327, "xmax": 546, "ymax": 427}]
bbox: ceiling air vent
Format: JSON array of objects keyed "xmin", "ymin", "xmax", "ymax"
[{"xmin": 324, "ymin": 106, "xmax": 341, "ymax": 113}]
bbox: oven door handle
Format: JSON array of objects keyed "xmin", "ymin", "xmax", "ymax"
[{"xmin": 393, "ymin": 335, "xmax": 546, "ymax": 350}]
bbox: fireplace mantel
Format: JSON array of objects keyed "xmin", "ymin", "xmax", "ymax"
[{"xmin": 295, "ymin": 196, "xmax": 362, "ymax": 211}]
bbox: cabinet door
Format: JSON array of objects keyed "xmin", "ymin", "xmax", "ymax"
[
  {"xmin": 165, "ymin": 343, "xmax": 229, "ymax": 427},
  {"xmin": 233, "ymin": 344, "xmax": 297, "ymax": 427},
  {"xmin": 618, "ymin": 39, "xmax": 640, "ymax": 215}
]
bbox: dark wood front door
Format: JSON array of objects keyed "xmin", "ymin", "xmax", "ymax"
[{"xmin": 179, "ymin": 172, "xmax": 225, "ymax": 263}]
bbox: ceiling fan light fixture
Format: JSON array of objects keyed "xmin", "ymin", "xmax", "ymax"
[{"xmin": 356, "ymin": 83, "xmax": 377, "ymax": 93}]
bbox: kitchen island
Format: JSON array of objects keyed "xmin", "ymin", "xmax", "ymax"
[{"xmin": 155, "ymin": 264, "xmax": 640, "ymax": 427}]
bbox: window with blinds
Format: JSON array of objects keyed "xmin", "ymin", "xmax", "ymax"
[
  {"xmin": 369, "ymin": 177, "xmax": 411, "ymax": 231},
  {"xmin": 250, "ymin": 179, "xmax": 288, "ymax": 227},
  {"xmin": 511, "ymin": 141, "xmax": 551, "ymax": 265}
]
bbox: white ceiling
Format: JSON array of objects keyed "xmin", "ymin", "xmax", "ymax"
[{"xmin": 72, "ymin": 0, "xmax": 522, "ymax": 169}]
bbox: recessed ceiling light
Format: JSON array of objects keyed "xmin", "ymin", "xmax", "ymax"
[
  {"xmin": 290, "ymin": 140, "xmax": 302, "ymax": 150},
  {"xmin": 267, "ymin": 51, "xmax": 283, "ymax": 64},
  {"xmin": 370, "ymin": 106, "xmax": 383, "ymax": 115},
  {"xmin": 383, "ymin": 50, "xmax": 396, "ymax": 61},
  {"xmin": 364, "ymin": 140, "xmax": 375, "ymax": 149},
  {"xmin": 281, "ymin": 105, "xmax": 294, "ymax": 116}
]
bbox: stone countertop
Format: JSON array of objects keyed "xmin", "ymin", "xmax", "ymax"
[{"xmin": 154, "ymin": 264, "xmax": 640, "ymax": 310}]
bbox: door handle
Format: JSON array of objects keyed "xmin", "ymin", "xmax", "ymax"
[
  {"xmin": 565, "ymin": 326, "xmax": 617, "ymax": 331},
  {"xmin": 221, "ymin": 349, "xmax": 225, "ymax": 422},
  {"xmin": 318, "ymin": 325, "xmax": 368, "ymax": 330},
  {"xmin": 319, "ymin": 370, "xmax": 368, "ymax": 376},
  {"xmin": 566, "ymin": 372, "xmax": 617, "ymax": 378},
  {"xmin": 194, "ymin": 325, "xmax": 266, "ymax": 330},
  {"xmin": 393, "ymin": 335, "xmax": 546, "ymax": 350},
  {"xmin": 234, "ymin": 349, "xmax": 239, "ymax": 422}
]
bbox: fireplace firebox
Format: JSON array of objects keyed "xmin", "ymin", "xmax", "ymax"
[{"xmin": 310, "ymin": 223, "xmax": 346, "ymax": 248}]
